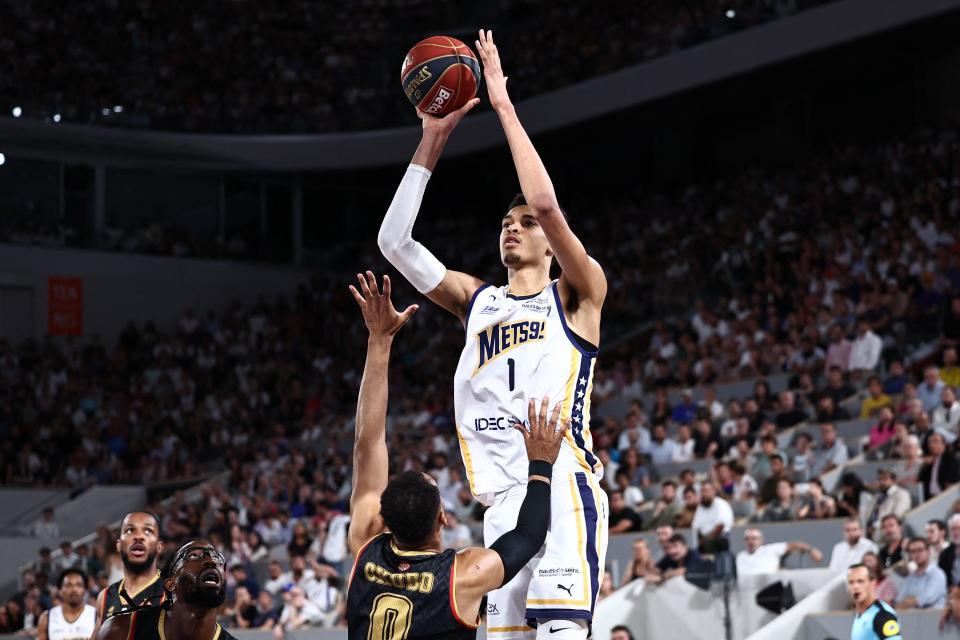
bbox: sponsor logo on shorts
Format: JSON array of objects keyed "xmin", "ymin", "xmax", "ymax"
[
  {"xmin": 473, "ymin": 416, "xmax": 527, "ymax": 432},
  {"xmin": 424, "ymin": 86, "xmax": 455, "ymax": 114},
  {"xmin": 537, "ymin": 567, "xmax": 581, "ymax": 578},
  {"xmin": 557, "ymin": 583, "xmax": 574, "ymax": 596}
]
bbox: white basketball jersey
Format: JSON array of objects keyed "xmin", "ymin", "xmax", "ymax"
[
  {"xmin": 48, "ymin": 605, "xmax": 95, "ymax": 640},
  {"xmin": 453, "ymin": 281, "xmax": 603, "ymax": 500}
]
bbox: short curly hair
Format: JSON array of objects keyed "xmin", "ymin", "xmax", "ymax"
[{"xmin": 380, "ymin": 471, "xmax": 441, "ymax": 547}]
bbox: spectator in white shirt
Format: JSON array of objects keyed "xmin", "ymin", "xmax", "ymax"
[
  {"xmin": 699, "ymin": 387, "xmax": 725, "ymax": 421},
  {"xmin": 736, "ymin": 528, "xmax": 823, "ymax": 575},
  {"xmin": 440, "ymin": 512, "xmax": 473, "ymax": 550},
  {"xmin": 31, "ymin": 508, "xmax": 60, "ymax": 540},
  {"xmin": 648, "ymin": 423, "xmax": 680, "ymax": 465},
  {"xmin": 691, "ymin": 481, "xmax": 734, "ymax": 553},
  {"xmin": 274, "ymin": 586, "xmax": 323, "ymax": 638},
  {"xmin": 673, "ymin": 425, "xmax": 696, "ymax": 463},
  {"xmin": 612, "ymin": 468, "xmax": 645, "ymax": 510},
  {"xmin": 617, "ymin": 411, "xmax": 651, "ymax": 454},
  {"xmin": 829, "ymin": 518, "xmax": 879, "ymax": 570},
  {"xmin": 263, "ymin": 561, "xmax": 289, "ymax": 596},
  {"xmin": 932, "ymin": 387, "xmax": 960, "ymax": 443},
  {"xmin": 849, "ymin": 317, "xmax": 883, "ymax": 373}
]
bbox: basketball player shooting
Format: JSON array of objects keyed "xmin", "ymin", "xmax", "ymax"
[
  {"xmin": 345, "ymin": 272, "xmax": 567, "ymax": 639},
  {"xmin": 379, "ymin": 29, "xmax": 608, "ymax": 640}
]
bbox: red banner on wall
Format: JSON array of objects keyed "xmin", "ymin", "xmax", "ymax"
[{"xmin": 48, "ymin": 277, "xmax": 83, "ymax": 336}]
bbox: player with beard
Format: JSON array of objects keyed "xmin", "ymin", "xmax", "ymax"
[
  {"xmin": 92, "ymin": 512, "xmax": 166, "ymax": 636},
  {"xmin": 39, "ymin": 569, "xmax": 96, "ymax": 640},
  {"xmin": 94, "ymin": 539, "xmax": 236, "ymax": 640}
]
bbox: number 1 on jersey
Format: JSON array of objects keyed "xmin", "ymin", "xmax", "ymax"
[{"xmin": 507, "ymin": 357, "xmax": 515, "ymax": 391}]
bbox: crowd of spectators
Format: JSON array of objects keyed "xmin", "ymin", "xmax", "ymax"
[{"xmin": 0, "ymin": 0, "xmax": 832, "ymax": 133}]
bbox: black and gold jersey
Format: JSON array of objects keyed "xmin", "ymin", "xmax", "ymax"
[
  {"xmin": 346, "ymin": 533, "xmax": 478, "ymax": 639},
  {"xmin": 99, "ymin": 574, "xmax": 167, "ymax": 620}
]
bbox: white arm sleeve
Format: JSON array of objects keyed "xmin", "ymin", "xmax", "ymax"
[{"xmin": 377, "ymin": 164, "xmax": 447, "ymax": 294}]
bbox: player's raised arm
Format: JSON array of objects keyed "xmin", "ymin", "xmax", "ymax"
[
  {"xmin": 452, "ymin": 398, "xmax": 567, "ymax": 615},
  {"xmin": 378, "ymin": 100, "xmax": 485, "ymax": 322},
  {"xmin": 346, "ymin": 272, "xmax": 419, "ymax": 556},
  {"xmin": 476, "ymin": 29, "xmax": 607, "ymax": 306}
]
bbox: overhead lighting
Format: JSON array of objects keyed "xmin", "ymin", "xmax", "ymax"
[
  {"xmin": 101, "ymin": 108, "xmax": 111, "ymax": 116},
  {"xmin": 53, "ymin": 113, "xmax": 61, "ymax": 123},
  {"xmin": 0, "ymin": 153, "xmax": 6, "ymax": 166},
  {"xmin": 12, "ymin": 106, "xmax": 22, "ymax": 118},
  {"xmin": 113, "ymin": 105, "xmax": 123, "ymax": 113},
  {"xmin": 726, "ymin": 9, "xmax": 736, "ymax": 18}
]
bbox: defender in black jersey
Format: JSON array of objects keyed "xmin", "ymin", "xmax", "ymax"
[
  {"xmin": 95, "ymin": 540, "xmax": 236, "ymax": 640},
  {"xmin": 346, "ymin": 273, "xmax": 566, "ymax": 639},
  {"xmin": 93, "ymin": 512, "xmax": 166, "ymax": 638}
]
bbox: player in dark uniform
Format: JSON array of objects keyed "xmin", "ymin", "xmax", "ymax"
[
  {"xmin": 94, "ymin": 539, "xmax": 236, "ymax": 640},
  {"xmin": 847, "ymin": 564, "xmax": 903, "ymax": 640},
  {"xmin": 92, "ymin": 511, "xmax": 166, "ymax": 637},
  {"xmin": 346, "ymin": 272, "xmax": 566, "ymax": 639}
]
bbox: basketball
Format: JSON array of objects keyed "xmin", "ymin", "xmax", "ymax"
[{"xmin": 400, "ymin": 36, "xmax": 480, "ymax": 116}]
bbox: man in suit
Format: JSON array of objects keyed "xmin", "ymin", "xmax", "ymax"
[
  {"xmin": 919, "ymin": 432, "xmax": 960, "ymax": 501},
  {"xmin": 937, "ymin": 514, "xmax": 960, "ymax": 589},
  {"xmin": 865, "ymin": 469, "xmax": 912, "ymax": 543}
]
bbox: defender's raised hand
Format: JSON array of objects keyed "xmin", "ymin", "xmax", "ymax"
[
  {"xmin": 515, "ymin": 396, "xmax": 568, "ymax": 464},
  {"xmin": 475, "ymin": 29, "xmax": 511, "ymax": 112},
  {"xmin": 349, "ymin": 272, "xmax": 418, "ymax": 340}
]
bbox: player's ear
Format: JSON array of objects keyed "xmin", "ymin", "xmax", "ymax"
[
  {"xmin": 438, "ymin": 505, "xmax": 448, "ymax": 529},
  {"xmin": 157, "ymin": 540, "xmax": 164, "ymax": 554},
  {"xmin": 116, "ymin": 539, "xmax": 121, "ymax": 554}
]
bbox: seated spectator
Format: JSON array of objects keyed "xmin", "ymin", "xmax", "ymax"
[
  {"xmin": 612, "ymin": 468, "xmax": 645, "ymax": 510},
  {"xmin": 799, "ymin": 478, "xmax": 837, "ymax": 520},
  {"xmin": 440, "ymin": 513, "xmax": 473, "ymax": 550},
  {"xmin": 263, "ymin": 561, "xmax": 289, "ymax": 596},
  {"xmin": 877, "ymin": 516, "xmax": 907, "ymax": 573},
  {"xmin": 31, "ymin": 508, "xmax": 59, "ymax": 541},
  {"xmin": 861, "ymin": 376, "xmax": 894, "ymax": 419},
  {"xmin": 824, "ymin": 324, "xmax": 852, "ymax": 373},
  {"xmin": 835, "ymin": 472, "xmax": 871, "ymax": 523},
  {"xmin": 932, "ymin": 387, "xmax": 960, "ymax": 443},
  {"xmin": 810, "ymin": 422, "xmax": 849, "ymax": 477},
  {"xmin": 940, "ymin": 587, "xmax": 960, "ymax": 633},
  {"xmin": 750, "ymin": 435, "xmax": 784, "ymax": 483},
  {"xmin": 645, "ymin": 480, "xmax": 681, "ymax": 530},
  {"xmin": 897, "ymin": 537, "xmax": 947, "ymax": 609},
  {"xmin": 883, "ymin": 360, "xmax": 907, "ymax": 396},
  {"xmin": 775, "ymin": 391, "xmax": 808, "ymax": 429},
  {"xmin": 919, "ymin": 366, "xmax": 947, "ymax": 413},
  {"xmin": 675, "ymin": 486, "xmax": 699, "ymax": 530},
  {"xmin": 229, "ymin": 585, "xmax": 257, "ymax": 628},
  {"xmin": 618, "ymin": 448, "xmax": 653, "ymax": 488},
  {"xmin": 757, "ymin": 479, "xmax": 804, "ymax": 522},
  {"xmin": 892, "ymin": 435, "xmax": 924, "ymax": 485},
  {"xmin": 816, "ymin": 395, "xmax": 851, "ymax": 423},
  {"xmin": 648, "ymin": 534, "xmax": 707, "ymax": 585},
  {"xmin": 678, "ymin": 468, "xmax": 700, "ymax": 496},
  {"xmin": 617, "ymin": 411, "xmax": 652, "ymax": 455},
  {"xmin": 672, "ymin": 424, "xmax": 696, "ymax": 462},
  {"xmin": 865, "ymin": 469, "xmax": 912, "ymax": 542},
  {"xmin": 759, "ymin": 453, "xmax": 790, "ymax": 505},
  {"xmin": 866, "ymin": 408, "xmax": 897, "ymax": 457},
  {"xmin": 691, "ymin": 481, "xmax": 733, "ymax": 553},
  {"xmin": 938, "ymin": 514, "xmax": 960, "ymax": 589},
  {"xmin": 648, "ymin": 423, "xmax": 680, "ymax": 465},
  {"xmin": 829, "ymin": 518, "xmax": 878, "ymax": 570},
  {"xmin": 927, "ymin": 519, "xmax": 949, "ymax": 564},
  {"xmin": 252, "ymin": 590, "xmax": 280, "ymax": 629},
  {"xmin": 861, "ymin": 552, "xmax": 897, "ymax": 605},
  {"xmin": 671, "ymin": 389, "xmax": 697, "ymax": 425},
  {"xmin": 621, "ymin": 538, "xmax": 658, "ymax": 586},
  {"xmin": 286, "ymin": 523, "xmax": 312, "ymax": 558},
  {"xmin": 274, "ymin": 586, "xmax": 322, "ymax": 637},
  {"xmin": 731, "ymin": 461, "xmax": 759, "ymax": 503},
  {"xmin": 919, "ymin": 432, "xmax": 959, "ymax": 501},
  {"xmin": 597, "ymin": 571, "xmax": 615, "ymax": 603},
  {"xmin": 699, "ymin": 387, "xmax": 724, "ymax": 422},
  {"xmin": 608, "ymin": 490, "xmax": 644, "ymax": 533},
  {"xmin": 712, "ymin": 461, "xmax": 736, "ymax": 500},
  {"xmin": 654, "ymin": 526, "xmax": 675, "ymax": 562},
  {"xmin": 823, "ymin": 366, "xmax": 856, "ymax": 406},
  {"xmin": 849, "ymin": 317, "xmax": 882, "ymax": 375},
  {"xmin": 610, "ymin": 625, "xmax": 636, "ymax": 640},
  {"xmin": 230, "ymin": 564, "xmax": 261, "ymax": 599},
  {"xmin": 691, "ymin": 418, "xmax": 720, "ymax": 459},
  {"xmin": 736, "ymin": 528, "xmax": 822, "ymax": 575},
  {"xmin": 244, "ymin": 531, "xmax": 269, "ymax": 563},
  {"xmin": 943, "ymin": 347, "xmax": 960, "ymax": 390},
  {"xmin": 791, "ymin": 432, "xmax": 815, "ymax": 481}
]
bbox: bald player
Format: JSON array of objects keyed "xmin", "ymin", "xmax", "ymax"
[{"xmin": 91, "ymin": 512, "xmax": 165, "ymax": 637}]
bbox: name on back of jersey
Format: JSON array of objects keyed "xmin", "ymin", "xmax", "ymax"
[
  {"xmin": 363, "ymin": 562, "xmax": 435, "ymax": 594},
  {"xmin": 474, "ymin": 319, "xmax": 547, "ymax": 373}
]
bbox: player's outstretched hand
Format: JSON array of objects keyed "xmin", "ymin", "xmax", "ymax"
[
  {"xmin": 475, "ymin": 29, "xmax": 511, "ymax": 112},
  {"xmin": 515, "ymin": 396, "xmax": 568, "ymax": 464},
  {"xmin": 418, "ymin": 97, "xmax": 480, "ymax": 136},
  {"xmin": 349, "ymin": 272, "xmax": 418, "ymax": 340}
]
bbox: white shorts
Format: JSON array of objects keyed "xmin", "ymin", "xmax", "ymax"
[{"xmin": 483, "ymin": 470, "xmax": 609, "ymax": 638}]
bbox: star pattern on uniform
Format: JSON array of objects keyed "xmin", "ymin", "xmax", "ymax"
[{"xmin": 571, "ymin": 375, "xmax": 588, "ymax": 434}]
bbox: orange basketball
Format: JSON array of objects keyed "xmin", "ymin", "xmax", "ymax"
[{"xmin": 400, "ymin": 36, "xmax": 480, "ymax": 116}]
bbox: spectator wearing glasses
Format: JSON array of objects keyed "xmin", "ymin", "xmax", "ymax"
[{"xmin": 896, "ymin": 537, "xmax": 947, "ymax": 609}]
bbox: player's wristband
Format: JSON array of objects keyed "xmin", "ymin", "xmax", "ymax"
[{"xmin": 529, "ymin": 460, "xmax": 553, "ymax": 481}]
